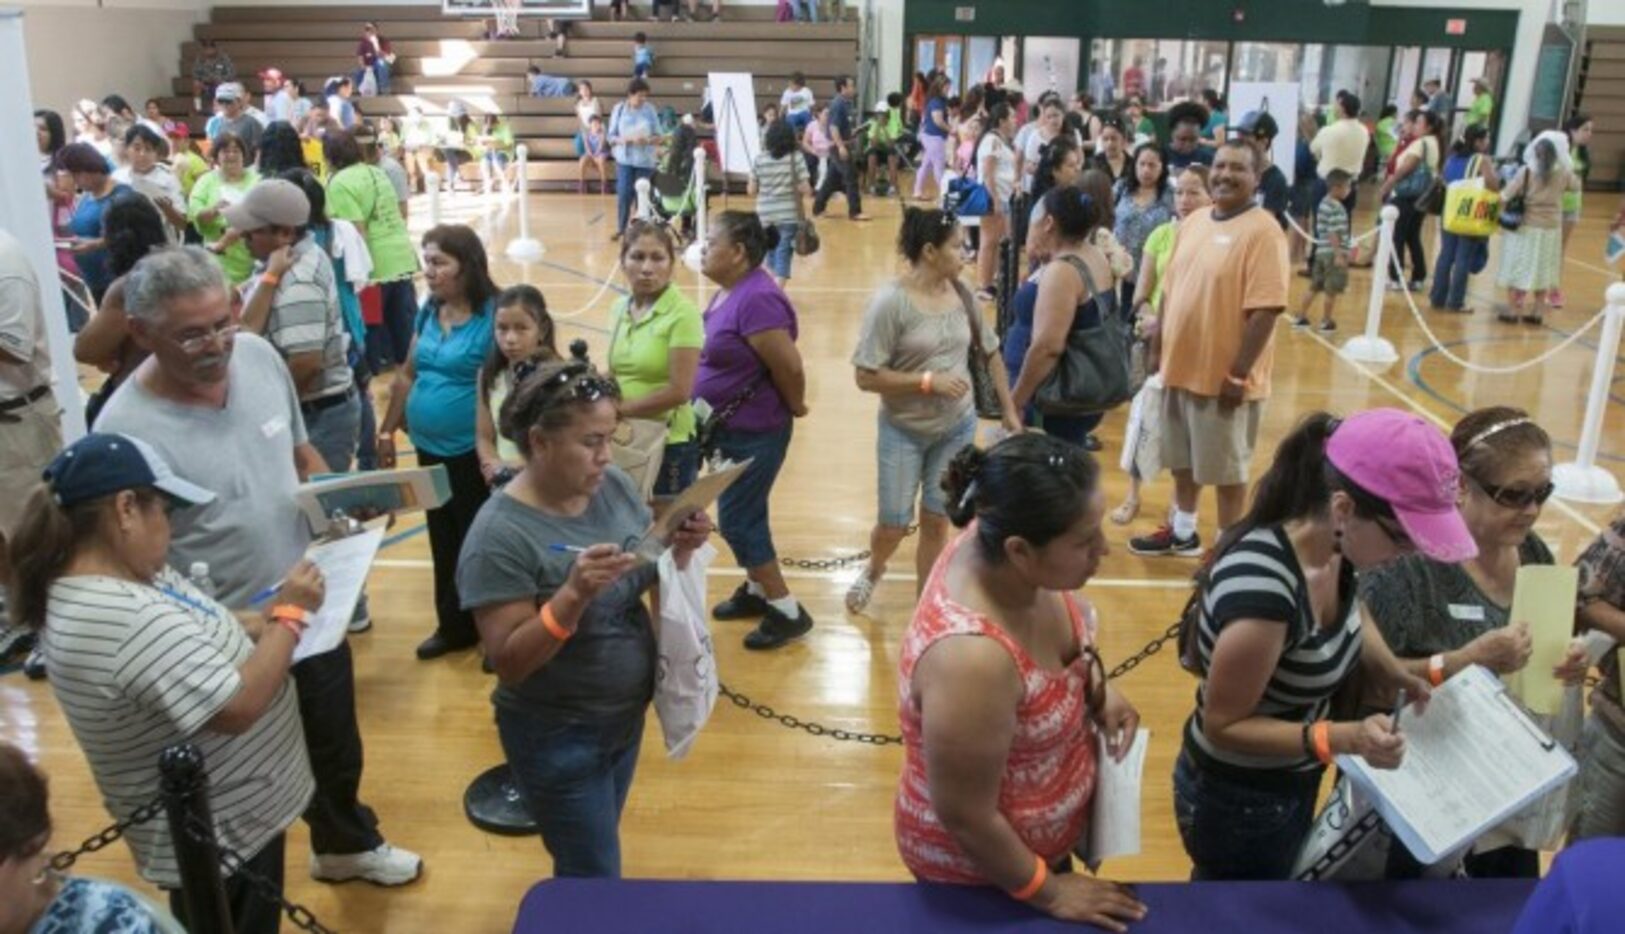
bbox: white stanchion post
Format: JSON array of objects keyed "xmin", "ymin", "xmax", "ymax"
[
  {"xmin": 684, "ymin": 146, "xmax": 707, "ymax": 271},
  {"xmin": 505, "ymin": 144, "xmax": 544, "ymax": 261},
  {"xmin": 635, "ymin": 177, "xmax": 654, "ymax": 221},
  {"xmin": 1553, "ymin": 282, "xmax": 1625, "ymax": 505},
  {"xmin": 1339, "ymin": 204, "xmax": 1400, "ymax": 366},
  {"xmin": 426, "ymin": 172, "xmax": 442, "ymax": 227}
]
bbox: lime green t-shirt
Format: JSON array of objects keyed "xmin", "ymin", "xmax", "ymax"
[
  {"xmin": 1375, "ymin": 117, "xmax": 1399, "ymax": 162},
  {"xmin": 1141, "ymin": 219, "xmax": 1178, "ymax": 308},
  {"xmin": 607, "ymin": 286, "xmax": 704, "ymax": 443},
  {"xmin": 325, "ymin": 164, "xmax": 419, "ymax": 283},
  {"xmin": 1466, "ymin": 93, "xmax": 1494, "ymax": 130},
  {"xmin": 173, "ymin": 151, "xmax": 210, "ymax": 198},
  {"xmin": 187, "ymin": 167, "xmax": 260, "ymax": 284}
]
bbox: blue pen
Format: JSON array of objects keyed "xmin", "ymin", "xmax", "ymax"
[
  {"xmin": 547, "ymin": 544, "xmax": 588, "ymax": 554},
  {"xmin": 247, "ymin": 581, "xmax": 283, "ymax": 606}
]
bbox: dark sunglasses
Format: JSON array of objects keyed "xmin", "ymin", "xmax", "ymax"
[{"xmin": 1474, "ymin": 479, "xmax": 1555, "ymax": 510}]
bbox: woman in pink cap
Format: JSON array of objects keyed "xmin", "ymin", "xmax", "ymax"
[{"xmin": 1173, "ymin": 408, "xmax": 1461, "ymax": 880}]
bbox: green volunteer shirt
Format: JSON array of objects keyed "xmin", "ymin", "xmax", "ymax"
[
  {"xmin": 1465, "ymin": 92, "xmax": 1494, "ymax": 130},
  {"xmin": 325, "ymin": 163, "xmax": 419, "ymax": 283},
  {"xmin": 607, "ymin": 286, "xmax": 704, "ymax": 444}
]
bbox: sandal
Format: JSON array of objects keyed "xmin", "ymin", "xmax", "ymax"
[
  {"xmin": 1521, "ymin": 314, "xmax": 1545, "ymax": 326},
  {"xmin": 844, "ymin": 573, "xmax": 878, "ymax": 614},
  {"xmin": 1110, "ymin": 498, "xmax": 1140, "ymax": 526}
]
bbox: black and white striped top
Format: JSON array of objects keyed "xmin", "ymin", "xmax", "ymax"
[
  {"xmin": 43, "ymin": 568, "xmax": 313, "ymax": 887},
  {"xmin": 1184, "ymin": 526, "xmax": 1364, "ymax": 773}
]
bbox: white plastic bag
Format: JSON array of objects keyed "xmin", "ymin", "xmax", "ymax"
[
  {"xmin": 1119, "ymin": 374, "xmax": 1163, "ymax": 479},
  {"xmin": 1292, "ymin": 776, "xmax": 1459, "ymax": 880},
  {"xmin": 358, "ymin": 66, "xmax": 379, "ymax": 98},
  {"xmin": 653, "ymin": 542, "xmax": 718, "ymax": 759}
]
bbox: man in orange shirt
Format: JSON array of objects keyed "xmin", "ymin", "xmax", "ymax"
[{"xmin": 1131, "ymin": 140, "xmax": 1289, "ymax": 557}]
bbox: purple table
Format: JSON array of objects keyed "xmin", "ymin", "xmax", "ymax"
[{"xmin": 515, "ymin": 878, "xmax": 1535, "ymax": 933}]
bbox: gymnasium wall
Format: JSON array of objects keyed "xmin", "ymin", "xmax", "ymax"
[{"xmin": 20, "ymin": 0, "xmax": 208, "ymax": 121}]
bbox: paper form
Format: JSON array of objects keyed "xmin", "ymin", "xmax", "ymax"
[
  {"xmin": 292, "ymin": 528, "xmax": 384, "ymax": 663},
  {"xmin": 1504, "ymin": 565, "xmax": 1580, "ymax": 715},
  {"xmin": 1078, "ymin": 729, "xmax": 1149, "ymax": 867},
  {"xmin": 635, "ymin": 458, "xmax": 753, "ymax": 560}
]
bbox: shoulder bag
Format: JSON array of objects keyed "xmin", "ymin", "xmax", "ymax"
[
  {"xmin": 1032, "ymin": 254, "xmax": 1134, "ymax": 417},
  {"xmin": 1392, "ymin": 138, "xmax": 1435, "ymax": 201},
  {"xmin": 950, "ymin": 280, "xmax": 1004, "ymax": 420},
  {"xmin": 944, "ymin": 137, "xmax": 992, "ymax": 218},
  {"xmin": 792, "ymin": 158, "xmax": 820, "ymax": 257},
  {"xmin": 1498, "ymin": 167, "xmax": 1528, "ymax": 232},
  {"xmin": 605, "ymin": 306, "xmax": 670, "ymax": 500}
]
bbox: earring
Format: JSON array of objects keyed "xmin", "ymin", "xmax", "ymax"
[{"xmin": 1333, "ymin": 526, "xmax": 1344, "ymax": 554}]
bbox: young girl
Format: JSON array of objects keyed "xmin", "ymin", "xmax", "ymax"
[
  {"xmin": 476, "ymin": 113, "xmax": 516, "ymax": 196},
  {"xmin": 1113, "ymin": 165, "xmax": 1211, "ymax": 525},
  {"xmin": 476, "ymin": 285, "xmax": 560, "ymax": 487},
  {"xmin": 577, "ymin": 113, "xmax": 609, "ymax": 194},
  {"xmin": 802, "ymin": 103, "xmax": 832, "ymax": 189}
]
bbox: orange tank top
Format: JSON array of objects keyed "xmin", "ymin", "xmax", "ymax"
[{"xmin": 894, "ymin": 529, "xmax": 1099, "ymax": 884}]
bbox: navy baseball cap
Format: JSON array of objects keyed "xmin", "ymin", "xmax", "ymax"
[{"xmin": 43, "ymin": 433, "xmax": 215, "ymax": 509}]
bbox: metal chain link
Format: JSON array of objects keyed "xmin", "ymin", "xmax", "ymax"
[
  {"xmin": 181, "ymin": 814, "xmax": 336, "ymax": 934},
  {"xmin": 777, "ymin": 525, "xmax": 918, "ymax": 571},
  {"xmin": 721, "ymin": 619, "xmax": 1186, "ymax": 745},
  {"xmin": 48, "ymin": 795, "xmax": 166, "ymax": 873}
]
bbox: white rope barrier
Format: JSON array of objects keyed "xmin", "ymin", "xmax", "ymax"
[
  {"xmin": 548, "ymin": 268, "xmax": 624, "ymax": 320},
  {"xmin": 1552, "ymin": 282, "xmax": 1625, "ymax": 504},
  {"xmin": 1285, "ymin": 211, "xmax": 1381, "ymax": 248}
]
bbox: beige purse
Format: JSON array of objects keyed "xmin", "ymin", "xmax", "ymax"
[{"xmin": 606, "ymin": 306, "xmax": 669, "ymax": 499}]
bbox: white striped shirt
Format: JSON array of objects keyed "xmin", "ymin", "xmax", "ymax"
[{"xmin": 43, "ymin": 568, "xmax": 313, "ymax": 887}]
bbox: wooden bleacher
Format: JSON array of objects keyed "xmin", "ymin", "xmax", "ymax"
[{"xmin": 159, "ymin": 4, "xmax": 860, "ymax": 184}]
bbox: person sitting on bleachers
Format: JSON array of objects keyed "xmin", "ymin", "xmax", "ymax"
[{"xmin": 527, "ymin": 66, "xmax": 576, "ymax": 99}]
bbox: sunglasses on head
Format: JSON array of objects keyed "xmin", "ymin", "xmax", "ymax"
[
  {"xmin": 1474, "ymin": 479, "xmax": 1555, "ymax": 510},
  {"xmin": 515, "ymin": 360, "xmax": 620, "ymax": 403}
]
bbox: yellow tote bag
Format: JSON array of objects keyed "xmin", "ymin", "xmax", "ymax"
[{"xmin": 1443, "ymin": 156, "xmax": 1500, "ymax": 237}]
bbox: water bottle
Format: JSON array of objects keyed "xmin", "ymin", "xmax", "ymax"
[{"xmin": 188, "ymin": 561, "xmax": 218, "ymax": 598}]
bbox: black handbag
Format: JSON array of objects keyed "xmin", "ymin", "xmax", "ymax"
[
  {"xmin": 1032, "ymin": 255, "xmax": 1134, "ymax": 417},
  {"xmin": 1498, "ymin": 168, "xmax": 1528, "ymax": 232},
  {"xmin": 951, "ymin": 281, "xmax": 1003, "ymax": 420}
]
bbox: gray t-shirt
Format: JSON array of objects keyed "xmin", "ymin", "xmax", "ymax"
[
  {"xmin": 1360, "ymin": 533, "xmax": 1553, "ymax": 658},
  {"xmin": 456, "ymin": 467, "xmax": 659, "ymax": 723},
  {"xmin": 215, "ymin": 112, "xmax": 263, "ymax": 153},
  {"xmin": 377, "ymin": 155, "xmax": 410, "ymax": 203},
  {"xmin": 850, "ymin": 281, "xmax": 997, "ymax": 436},
  {"xmin": 255, "ymin": 234, "xmax": 353, "ymax": 402},
  {"xmin": 97, "ymin": 333, "xmax": 312, "ymax": 607}
]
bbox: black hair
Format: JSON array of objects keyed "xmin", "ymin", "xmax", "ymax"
[
  {"xmin": 1167, "ymin": 100, "xmax": 1208, "ymax": 132},
  {"xmin": 790, "ymin": 71, "xmax": 805, "ymax": 85},
  {"xmin": 257, "ymin": 121, "xmax": 307, "ymax": 177},
  {"xmin": 1324, "ymin": 168, "xmax": 1353, "ymax": 188},
  {"xmin": 278, "ymin": 168, "xmax": 328, "ymax": 236},
  {"xmin": 886, "ymin": 91, "xmax": 903, "ymax": 108},
  {"xmin": 1248, "ymin": 112, "xmax": 1279, "ymax": 144},
  {"xmin": 1122, "ymin": 141, "xmax": 1169, "ymax": 197},
  {"xmin": 1042, "ymin": 183, "xmax": 1108, "ymax": 242},
  {"xmin": 211, "ymin": 131, "xmax": 256, "ymax": 167},
  {"xmin": 627, "ymin": 77, "xmax": 650, "ymax": 97},
  {"xmin": 634, "ymin": 30, "xmax": 647, "ymax": 42},
  {"xmin": 896, "ymin": 206, "xmax": 956, "ymax": 263},
  {"xmin": 122, "ymin": 123, "xmax": 165, "ymax": 155},
  {"xmin": 422, "ymin": 224, "xmax": 501, "ymax": 309},
  {"xmin": 711, "ymin": 210, "xmax": 777, "ymax": 268},
  {"xmin": 1412, "ymin": 109, "xmax": 1445, "ymax": 150},
  {"xmin": 101, "ymin": 94, "xmax": 134, "ymax": 117},
  {"xmin": 103, "ymin": 194, "xmax": 168, "ymax": 278},
  {"xmin": 34, "ymin": 109, "xmax": 66, "ymax": 156},
  {"xmin": 1379, "ymin": 103, "xmax": 1398, "ymax": 120},
  {"xmin": 322, "ymin": 130, "xmax": 363, "ymax": 172},
  {"xmin": 973, "ymin": 102, "xmax": 1013, "ymax": 169},
  {"xmin": 482, "ymin": 285, "xmax": 560, "ymax": 402},
  {"xmin": 1031, "ymin": 135, "xmax": 1081, "ymax": 204},
  {"xmin": 1451, "ymin": 406, "xmax": 1550, "ymax": 487},
  {"xmin": 1452, "ymin": 125, "xmax": 1489, "ymax": 158},
  {"xmin": 1076, "ymin": 169, "xmax": 1116, "ymax": 232},
  {"xmin": 1200, "ymin": 89, "xmax": 1225, "ymax": 112},
  {"xmin": 943, "ymin": 433, "xmax": 1101, "ymax": 563},
  {"xmin": 1218, "ymin": 137, "xmax": 1263, "ymax": 174},
  {"xmin": 54, "ymin": 142, "xmax": 110, "ymax": 175},
  {"xmin": 1340, "ymin": 93, "xmax": 1362, "ymax": 118},
  {"xmin": 1564, "ymin": 113, "xmax": 1591, "ymax": 173},
  {"xmin": 834, "ymin": 75, "xmax": 851, "ymax": 93},
  {"xmin": 499, "ymin": 359, "xmax": 621, "ymax": 458}
]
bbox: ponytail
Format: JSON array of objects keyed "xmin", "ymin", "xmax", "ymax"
[{"xmin": 6, "ymin": 486, "xmax": 110, "ymax": 631}]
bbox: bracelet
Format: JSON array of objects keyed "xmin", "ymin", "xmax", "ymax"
[
  {"xmin": 269, "ymin": 604, "xmax": 309, "ymax": 630},
  {"xmin": 539, "ymin": 602, "xmax": 572, "ymax": 642},
  {"xmin": 1311, "ymin": 720, "xmax": 1334, "ymax": 765},
  {"xmin": 1301, "ymin": 722, "xmax": 1315, "ymax": 760},
  {"xmin": 920, "ymin": 370, "xmax": 934, "ymax": 395},
  {"xmin": 1428, "ymin": 653, "xmax": 1446, "ymax": 687},
  {"xmin": 259, "ymin": 272, "xmax": 282, "ymax": 288},
  {"xmin": 273, "ymin": 616, "xmax": 304, "ymax": 640},
  {"xmin": 1008, "ymin": 853, "xmax": 1048, "ymax": 902}
]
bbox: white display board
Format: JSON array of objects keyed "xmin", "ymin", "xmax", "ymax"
[
  {"xmin": 442, "ymin": 0, "xmax": 591, "ymax": 16},
  {"xmin": 1022, "ymin": 37, "xmax": 1081, "ymax": 103},
  {"xmin": 708, "ymin": 72, "xmax": 761, "ymax": 175},
  {"xmin": 1226, "ymin": 81, "xmax": 1303, "ymax": 186}
]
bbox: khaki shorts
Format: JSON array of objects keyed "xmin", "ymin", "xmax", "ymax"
[
  {"xmin": 1311, "ymin": 251, "xmax": 1349, "ymax": 295},
  {"xmin": 1161, "ymin": 387, "xmax": 1263, "ymax": 488},
  {"xmin": 0, "ymin": 396, "xmax": 63, "ymax": 540}
]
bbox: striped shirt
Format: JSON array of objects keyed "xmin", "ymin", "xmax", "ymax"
[
  {"xmin": 42, "ymin": 569, "xmax": 313, "ymax": 887},
  {"xmin": 254, "ymin": 235, "xmax": 353, "ymax": 402},
  {"xmin": 1314, "ymin": 196, "xmax": 1351, "ymax": 260},
  {"xmin": 751, "ymin": 151, "xmax": 808, "ymax": 227},
  {"xmin": 1185, "ymin": 526, "xmax": 1364, "ymax": 773}
]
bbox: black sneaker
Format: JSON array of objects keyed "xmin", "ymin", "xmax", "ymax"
[
  {"xmin": 1292, "ymin": 316, "xmax": 1311, "ymax": 329},
  {"xmin": 1128, "ymin": 524, "xmax": 1203, "ymax": 557},
  {"xmin": 743, "ymin": 605, "xmax": 814, "ymax": 651},
  {"xmin": 415, "ymin": 630, "xmax": 479, "ymax": 661},
  {"xmin": 1082, "ymin": 433, "xmax": 1103, "ymax": 452},
  {"xmin": 712, "ymin": 583, "xmax": 771, "ymax": 621}
]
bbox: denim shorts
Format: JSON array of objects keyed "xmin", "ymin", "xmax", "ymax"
[
  {"xmin": 876, "ymin": 411, "xmax": 976, "ymax": 527},
  {"xmin": 1172, "ymin": 747, "xmax": 1321, "ymax": 881},
  {"xmin": 713, "ymin": 422, "xmax": 793, "ymax": 568}
]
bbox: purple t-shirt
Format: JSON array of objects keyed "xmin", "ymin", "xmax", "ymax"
[{"xmin": 693, "ymin": 267, "xmax": 798, "ymax": 433}]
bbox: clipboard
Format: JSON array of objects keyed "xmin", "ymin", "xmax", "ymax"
[
  {"xmin": 632, "ymin": 458, "xmax": 753, "ymax": 560},
  {"xmin": 1336, "ymin": 665, "xmax": 1576, "ymax": 864}
]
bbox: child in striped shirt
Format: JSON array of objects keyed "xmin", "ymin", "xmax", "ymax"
[{"xmin": 1294, "ymin": 168, "xmax": 1352, "ymax": 332}]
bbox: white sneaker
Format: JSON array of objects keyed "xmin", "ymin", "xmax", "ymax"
[{"xmin": 310, "ymin": 843, "xmax": 422, "ymax": 886}]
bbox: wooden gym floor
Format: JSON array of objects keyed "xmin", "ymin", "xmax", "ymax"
[{"xmin": 3, "ymin": 182, "xmax": 1622, "ymax": 932}]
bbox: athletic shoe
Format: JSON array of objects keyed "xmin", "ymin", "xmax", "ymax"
[
  {"xmin": 743, "ymin": 605, "xmax": 813, "ymax": 651},
  {"xmin": 1128, "ymin": 525, "xmax": 1203, "ymax": 557},
  {"xmin": 1082, "ymin": 434, "xmax": 1103, "ymax": 452},
  {"xmin": 311, "ymin": 844, "xmax": 423, "ymax": 887},
  {"xmin": 844, "ymin": 574, "xmax": 877, "ymax": 614},
  {"xmin": 1292, "ymin": 316, "xmax": 1311, "ymax": 329},
  {"xmin": 1317, "ymin": 320, "xmax": 1338, "ymax": 333},
  {"xmin": 23, "ymin": 647, "xmax": 46, "ymax": 681},
  {"xmin": 1549, "ymin": 289, "xmax": 1565, "ymax": 309},
  {"xmin": 712, "ymin": 583, "xmax": 770, "ymax": 621}
]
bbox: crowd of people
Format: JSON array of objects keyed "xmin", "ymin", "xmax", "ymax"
[{"xmin": 3, "ymin": 21, "xmax": 1625, "ymax": 934}]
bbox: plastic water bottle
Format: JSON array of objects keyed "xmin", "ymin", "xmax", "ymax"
[{"xmin": 188, "ymin": 561, "xmax": 218, "ymax": 598}]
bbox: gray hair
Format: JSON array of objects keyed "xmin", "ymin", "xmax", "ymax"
[{"xmin": 123, "ymin": 246, "xmax": 228, "ymax": 323}]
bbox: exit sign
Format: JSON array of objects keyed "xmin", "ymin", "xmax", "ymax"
[
  {"xmin": 1446, "ymin": 18, "xmax": 1467, "ymax": 35},
  {"xmin": 955, "ymin": 6, "xmax": 975, "ymax": 21}
]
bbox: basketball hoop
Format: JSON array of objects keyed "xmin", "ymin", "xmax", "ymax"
[{"xmin": 492, "ymin": 0, "xmax": 522, "ymax": 38}]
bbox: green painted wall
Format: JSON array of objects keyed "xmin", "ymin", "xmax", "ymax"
[{"xmin": 905, "ymin": 1, "xmax": 1518, "ymax": 51}]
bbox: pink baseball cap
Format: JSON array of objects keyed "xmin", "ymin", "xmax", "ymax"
[{"xmin": 1325, "ymin": 408, "xmax": 1477, "ymax": 563}]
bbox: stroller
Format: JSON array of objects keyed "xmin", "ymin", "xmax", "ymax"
[{"xmin": 651, "ymin": 123, "xmax": 702, "ymax": 240}]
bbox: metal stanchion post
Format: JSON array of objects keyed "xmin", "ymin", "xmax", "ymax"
[
  {"xmin": 160, "ymin": 744, "xmax": 233, "ymax": 934},
  {"xmin": 1339, "ymin": 204, "xmax": 1399, "ymax": 366},
  {"xmin": 684, "ymin": 146, "xmax": 708, "ymax": 271},
  {"xmin": 505, "ymin": 144, "xmax": 543, "ymax": 261},
  {"xmin": 634, "ymin": 176, "xmax": 654, "ymax": 221},
  {"xmin": 1553, "ymin": 282, "xmax": 1625, "ymax": 504}
]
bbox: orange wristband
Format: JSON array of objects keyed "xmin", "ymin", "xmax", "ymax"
[
  {"xmin": 920, "ymin": 370, "xmax": 934, "ymax": 394},
  {"xmin": 1311, "ymin": 720, "xmax": 1334, "ymax": 765},
  {"xmin": 269, "ymin": 604, "xmax": 308, "ymax": 629},
  {"xmin": 273, "ymin": 616, "xmax": 304, "ymax": 640},
  {"xmin": 1428, "ymin": 654, "xmax": 1446, "ymax": 687},
  {"xmin": 1008, "ymin": 854, "xmax": 1048, "ymax": 902},
  {"xmin": 539, "ymin": 602, "xmax": 571, "ymax": 642},
  {"xmin": 259, "ymin": 272, "xmax": 282, "ymax": 288}
]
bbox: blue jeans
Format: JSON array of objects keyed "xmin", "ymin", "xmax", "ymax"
[
  {"xmin": 1429, "ymin": 232, "xmax": 1487, "ymax": 310},
  {"xmin": 795, "ymin": 0, "xmax": 820, "ymax": 21},
  {"xmin": 768, "ymin": 222, "xmax": 798, "ymax": 280},
  {"xmin": 354, "ymin": 368, "xmax": 377, "ymax": 471},
  {"xmin": 379, "ymin": 279, "xmax": 418, "ymax": 367},
  {"xmin": 1172, "ymin": 748, "xmax": 1320, "ymax": 880},
  {"xmin": 497, "ymin": 706, "xmax": 645, "ymax": 877},
  {"xmin": 615, "ymin": 164, "xmax": 657, "ymax": 234},
  {"xmin": 357, "ymin": 61, "xmax": 391, "ymax": 95},
  {"xmin": 876, "ymin": 412, "xmax": 976, "ymax": 527},
  {"xmin": 653, "ymin": 440, "xmax": 699, "ymax": 499},
  {"xmin": 787, "ymin": 111, "xmax": 811, "ymax": 135},
  {"xmin": 303, "ymin": 390, "xmax": 361, "ymax": 473},
  {"xmin": 713, "ymin": 422, "xmax": 793, "ymax": 568}
]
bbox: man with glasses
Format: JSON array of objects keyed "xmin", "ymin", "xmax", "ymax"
[{"xmin": 96, "ymin": 245, "xmax": 424, "ymax": 890}]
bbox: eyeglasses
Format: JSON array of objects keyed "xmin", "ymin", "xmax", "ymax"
[
  {"xmin": 168, "ymin": 321, "xmax": 240, "ymax": 354},
  {"xmin": 1474, "ymin": 479, "xmax": 1555, "ymax": 510}
]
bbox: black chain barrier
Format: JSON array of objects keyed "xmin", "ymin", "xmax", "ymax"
[
  {"xmin": 778, "ymin": 524, "xmax": 919, "ymax": 571},
  {"xmin": 49, "ymin": 794, "xmax": 335, "ymax": 933},
  {"xmin": 719, "ymin": 620, "xmax": 1186, "ymax": 746}
]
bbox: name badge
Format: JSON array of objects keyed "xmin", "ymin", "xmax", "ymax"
[
  {"xmin": 1213, "ymin": 234, "xmax": 1234, "ymax": 247},
  {"xmin": 261, "ymin": 415, "xmax": 289, "ymax": 439},
  {"xmin": 1448, "ymin": 603, "xmax": 1486, "ymax": 622}
]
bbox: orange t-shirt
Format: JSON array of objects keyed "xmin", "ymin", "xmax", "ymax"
[{"xmin": 1158, "ymin": 204, "xmax": 1290, "ymax": 401}]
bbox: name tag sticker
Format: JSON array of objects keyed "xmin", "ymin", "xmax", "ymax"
[
  {"xmin": 1213, "ymin": 235, "xmax": 1234, "ymax": 247},
  {"xmin": 1448, "ymin": 603, "xmax": 1487, "ymax": 622},
  {"xmin": 261, "ymin": 415, "xmax": 288, "ymax": 439}
]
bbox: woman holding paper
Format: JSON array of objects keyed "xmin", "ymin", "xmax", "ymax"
[
  {"xmin": 1174, "ymin": 409, "xmax": 1455, "ymax": 881},
  {"xmin": 1361, "ymin": 406, "xmax": 1589, "ymax": 877},
  {"xmin": 456, "ymin": 359, "xmax": 712, "ymax": 878},
  {"xmin": 894, "ymin": 433, "xmax": 1146, "ymax": 931}
]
